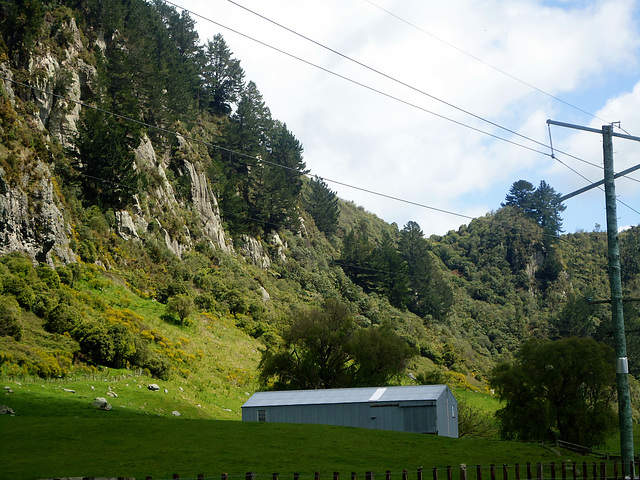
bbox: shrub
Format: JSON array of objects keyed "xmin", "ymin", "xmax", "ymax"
[
  {"xmin": 77, "ymin": 322, "xmax": 114, "ymax": 365},
  {"xmin": 3, "ymin": 274, "xmax": 35, "ymax": 310},
  {"xmin": 0, "ymin": 295, "xmax": 22, "ymax": 340},
  {"xmin": 44, "ymin": 303, "xmax": 82, "ymax": 335},
  {"xmin": 36, "ymin": 263, "xmax": 60, "ymax": 289}
]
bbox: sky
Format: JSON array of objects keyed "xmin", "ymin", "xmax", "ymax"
[{"xmin": 172, "ymin": 0, "xmax": 640, "ymax": 236}]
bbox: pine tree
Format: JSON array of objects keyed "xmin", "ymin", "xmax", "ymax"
[
  {"xmin": 305, "ymin": 177, "xmax": 339, "ymax": 235},
  {"xmin": 398, "ymin": 221, "xmax": 453, "ymax": 320},
  {"xmin": 201, "ymin": 34, "xmax": 245, "ymax": 116}
]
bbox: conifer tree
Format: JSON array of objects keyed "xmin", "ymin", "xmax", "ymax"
[
  {"xmin": 201, "ymin": 34, "xmax": 245, "ymax": 115},
  {"xmin": 305, "ymin": 177, "xmax": 339, "ymax": 235}
]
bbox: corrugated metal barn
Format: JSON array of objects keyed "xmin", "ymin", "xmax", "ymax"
[{"xmin": 242, "ymin": 385, "xmax": 458, "ymax": 438}]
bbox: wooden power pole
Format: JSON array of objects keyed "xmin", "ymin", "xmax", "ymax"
[{"xmin": 548, "ymin": 120, "xmax": 636, "ymax": 469}]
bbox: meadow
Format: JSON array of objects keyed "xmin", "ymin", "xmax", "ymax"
[{"xmin": 2, "ymin": 375, "xmax": 633, "ymax": 480}]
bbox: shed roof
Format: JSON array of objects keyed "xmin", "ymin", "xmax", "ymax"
[{"xmin": 242, "ymin": 385, "xmax": 450, "ymax": 408}]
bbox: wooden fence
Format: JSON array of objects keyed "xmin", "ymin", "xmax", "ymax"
[{"xmin": 63, "ymin": 460, "xmax": 640, "ymax": 480}]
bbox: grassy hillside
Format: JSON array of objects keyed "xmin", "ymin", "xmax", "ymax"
[{"xmin": 3, "ymin": 380, "xmax": 631, "ymax": 480}]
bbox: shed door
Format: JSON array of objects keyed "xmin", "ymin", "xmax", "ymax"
[{"xmin": 403, "ymin": 406, "xmax": 436, "ymax": 434}]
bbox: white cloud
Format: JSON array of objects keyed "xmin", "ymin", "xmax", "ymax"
[{"xmin": 176, "ymin": 0, "xmax": 640, "ymax": 235}]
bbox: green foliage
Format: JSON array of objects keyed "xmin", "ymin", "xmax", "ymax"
[
  {"xmin": 502, "ymin": 179, "xmax": 566, "ymax": 237},
  {"xmin": 259, "ymin": 298, "xmax": 413, "ymax": 389},
  {"xmin": 44, "ymin": 303, "xmax": 82, "ymax": 335},
  {"xmin": 0, "ymin": 0, "xmax": 45, "ymax": 67},
  {"xmin": 490, "ymin": 337, "xmax": 617, "ymax": 447},
  {"xmin": 305, "ymin": 177, "xmax": 339, "ymax": 235},
  {"xmin": 201, "ymin": 33, "xmax": 245, "ymax": 115},
  {"xmin": 74, "ymin": 109, "xmax": 138, "ymax": 209},
  {"xmin": 166, "ymin": 294, "xmax": 194, "ymax": 325},
  {"xmin": 0, "ymin": 294, "xmax": 22, "ymax": 340}
]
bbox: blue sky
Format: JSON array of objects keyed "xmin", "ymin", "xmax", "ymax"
[{"xmin": 177, "ymin": 0, "xmax": 640, "ymax": 236}]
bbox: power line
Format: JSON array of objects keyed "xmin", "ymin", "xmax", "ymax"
[
  {"xmin": 362, "ymin": 0, "xmax": 612, "ymax": 125},
  {"xmin": 3, "ymin": 75, "xmax": 572, "ymax": 241},
  {"xmin": 168, "ymin": 1, "xmax": 615, "ymax": 186},
  {"xmin": 223, "ymin": 0, "xmax": 556, "ymax": 155},
  {"xmin": 167, "ymin": 0, "xmax": 640, "ymax": 219},
  {"xmin": 163, "ymin": 0, "xmax": 555, "ymax": 159}
]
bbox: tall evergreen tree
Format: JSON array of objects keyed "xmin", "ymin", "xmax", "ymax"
[
  {"xmin": 201, "ymin": 34, "xmax": 245, "ymax": 115},
  {"xmin": 75, "ymin": 109, "xmax": 137, "ymax": 209},
  {"xmin": 305, "ymin": 177, "xmax": 339, "ymax": 235},
  {"xmin": 261, "ymin": 121, "xmax": 307, "ymax": 232},
  {"xmin": 398, "ymin": 221, "xmax": 453, "ymax": 321}
]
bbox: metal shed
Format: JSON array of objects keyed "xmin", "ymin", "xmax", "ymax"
[{"xmin": 242, "ymin": 385, "xmax": 458, "ymax": 438}]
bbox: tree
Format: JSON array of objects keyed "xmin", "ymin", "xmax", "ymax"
[
  {"xmin": 259, "ymin": 298, "xmax": 412, "ymax": 389},
  {"xmin": 166, "ymin": 294, "xmax": 194, "ymax": 325},
  {"xmin": 200, "ymin": 34, "xmax": 245, "ymax": 115},
  {"xmin": 75, "ymin": 109, "xmax": 138, "ymax": 209},
  {"xmin": 502, "ymin": 180, "xmax": 566, "ymax": 236},
  {"xmin": 0, "ymin": 295, "xmax": 22, "ymax": 340},
  {"xmin": 398, "ymin": 221, "xmax": 453, "ymax": 320},
  {"xmin": 490, "ymin": 337, "xmax": 616, "ymax": 447},
  {"xmin": 502, "ymin": 180, "xmax": 535, "ymax": 212},
  {"xmin": 305, "ymin": 177, "xmax": 339, "ymax": 235},
  {"xmin": 532, "ymin": 180, "xmax": 566, "ymax": 237}
]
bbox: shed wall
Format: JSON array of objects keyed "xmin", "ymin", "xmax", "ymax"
[{"xmin": 242, "ymin": 401, "xmax": 440, "ymax": 434}]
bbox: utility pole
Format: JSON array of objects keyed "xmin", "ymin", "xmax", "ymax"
[{"xmin": 547, "ymin": 120, "xmax": 636, "ymax": 469}]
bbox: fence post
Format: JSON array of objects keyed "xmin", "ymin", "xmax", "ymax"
[
  {"xmin": 614, "ymin": 461, "xmax": 619, "ymax": 480},
  {"xmin": 490, "ymin": 464, "xmax": 496, "ymax": 480},
  {"xmin": 448, "ymin": 466, "xmax": 452, "ymax": 480},
  {"xmin": 403, "ymin": 470, "xmax": 408, "ymax": 480},
  {"xmin": 561, "ymin": 462, "xmax": 566, "ymax": 480},
  {"xmin": 173, "ymin": 475, "xmax": 180, "ymax": 480},
  {"xmin": 599, "ymin": 462, "xmax": 606, "ymax": 480},
  {"xmin": 335, "ymin": 472, "xmax": 341, "ymax": 480},
  {"xmin": 536, "ymin": 463, "xmax": 543, "ymax": 480},
  {"xmin": 515, "ymin": 463, "xmax": 520, "ymax": 480},
  {"xmin": 550, "ymin": 462, "xmax": 556, "ymax": 480},
  {"xmin": 477, "ymin": 465, "xmax": 482, "ymax": 480},
  {"xmin": 198, "ymin": 475, "xmax": 204, "ymax": 480},
  {"xmin": 366, "ymin": 471, "xmax": 374, "ymax": 480},
  {"xmin": 146, "ymin": 477, "xmax": 152, "ymax": 480},
  {"xmin": 386, "ymin": 471, "xmax": 392, "ymax": 480},
  {"xmin": 247, "ymin": 472, "xmax": 255, "ymax": 480},
  {"xmin": 223, "ymin": 473, "xmax": 229, "ymax": 480},
  {"xmin": 460, "ymin": 464, "xmax": 467, "ymax": 480},
  {"xmin": 295, "ymin": 473, "xmax": 300, "ymax": 480},
  {"xmin": 274, "ymin": 473, "xmax": 279, "ymax": 480},
  {"xmin": 503, "ymin": 464, "xmax": 508, "ymax": 480},
  {"xmin": 317, "ymin": 472, "xmax": 321, "ymax": 480},
  {"xmin": 352, "ymin": 472, "xmax": 357, "ymax": 480},
  {"xmin": 526, "ymin": 463, "xmax": 532, "ymax": 480}
]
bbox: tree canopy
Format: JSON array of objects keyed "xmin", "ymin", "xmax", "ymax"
[
  {"xmin": 258, "ymin": 298, "xmax": 413, "ymax": 390},
  {"xmin": 503, "ymin": 180, "xmax": 566, "ymax": 236},
  {"xmin": 490, "ymin": 337, "xmax": 616, "ymax": 447}
]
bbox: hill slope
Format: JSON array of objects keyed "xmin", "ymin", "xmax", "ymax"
[{"xmin": 0, "ymin": 0, "xmax": 639, "ymax": 411}]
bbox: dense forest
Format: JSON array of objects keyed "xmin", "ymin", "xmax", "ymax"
[{"xmin": 0, "ymin": 0, "xmax": 639, "ymax": 419}]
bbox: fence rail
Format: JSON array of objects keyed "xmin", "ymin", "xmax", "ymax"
[{"xmin": 54, "ymin": 460, "xmax": 640, "ymax": 480}]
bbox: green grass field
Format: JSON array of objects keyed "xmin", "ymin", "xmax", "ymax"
[{"xmin": 2, "ymin": 375, "xmax": 634, "ymax": 480}]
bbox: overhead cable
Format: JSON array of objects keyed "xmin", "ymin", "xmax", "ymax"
[{"xmin": 363, "ymin": 0, "xmax": 612, "ymax": 126}]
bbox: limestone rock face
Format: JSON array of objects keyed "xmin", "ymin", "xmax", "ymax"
[
  {"xmin": 0, "ymin": 163, "xmax": 74, "ymax": 266},
  {"xmin": 241, "ymin": 235, "xmax": 271, "ymax": 270},
  {"xmin": 27, "ymin": 17, "xmax": 95, "ymax": 149},
  {"xmin": 183, "ymin": 160, "xmax": 230, "ymax": 253}
]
